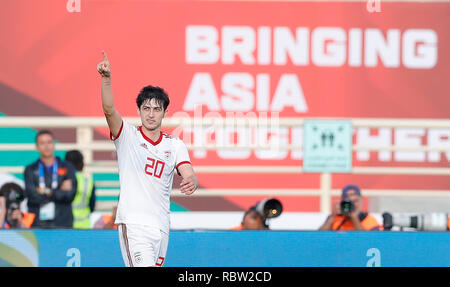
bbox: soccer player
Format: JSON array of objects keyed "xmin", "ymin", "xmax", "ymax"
[{"xmin": 97, "ymin": 51, "xmax": 198, "ymax": 267}]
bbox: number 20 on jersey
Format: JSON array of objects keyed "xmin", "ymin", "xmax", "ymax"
[{"xmin": 145, "ymin": 157, "xmax": 165, "ymax": 178}]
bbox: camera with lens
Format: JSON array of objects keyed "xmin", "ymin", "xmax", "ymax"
[
  {"xmin": 0, "ymin": 183, "xmax": 25, "ymax": 228},
  {"xmin": 252, "ymin": 198, "xmax": 283, "ymax": 229},
  {"xmin": 255, "ymin": 198, "xmax": 283, "ymax": 219},
  {"xmin": 383, "ymin": 212, "xmax": 449, "ymax": 231},
  {"xmin": 339, "ymin": 198, "xmax": 355, "ymax": 215}
]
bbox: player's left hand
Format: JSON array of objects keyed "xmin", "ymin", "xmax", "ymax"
[{"xmin": 180, "ymin": 176, "xmax": 197, "ymax": 195}]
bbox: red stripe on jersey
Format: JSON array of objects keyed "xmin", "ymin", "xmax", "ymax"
[
  {"xmin": 110, "ymin": 121, "xmax": 124, "ymax": 141},
  {"xmin": 176, "ymin": 161, "xmax": 191, "ymax": 175},
  {"xmin": 121, "ymin": 224, "xmax": 134, "ymax": 267},
  {"xmin": 139, "ymin": 127, "xmax": 163, "ymax": 146},
  {"xmin": 176, "ymin": 161, "xmax": 191, "ymax": 169}
]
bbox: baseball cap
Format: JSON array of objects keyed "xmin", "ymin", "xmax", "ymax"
[{"xmin": 342, "ymin": 184, "xmax": 361, "ymax": 198}]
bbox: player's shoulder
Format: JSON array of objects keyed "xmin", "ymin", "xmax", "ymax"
[
  {"xmin": 161, "ymin": 132, "xmax": 186, "ymax": 146},
  {"xmin": 162, "ymin": 131, "xmax": 179, "ymax": 140},
  {"xmin": 120, "ymin": 119, "xmax": 140, "ymax": 133},
  {"xmin": 127, "ymin": 120, "xmax": 140, "ymax": 131}
]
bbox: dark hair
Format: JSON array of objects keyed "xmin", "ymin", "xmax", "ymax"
[
  {"xmin": 136, "ymin": 85, "xmax": 170, "ymax": 111},
  {"xmin": 65, "ymin": 150, "xmax": 84, "ymax": 171},
  {"xmin": 0, "ymin": 182, "xmax": 24, "ymax": 199},
  {"xmin": 35, "ymin": 129, "xmax": 54, "ymax": 143},
  {"xmin": 243, "ymin": 207, "xmax": 260, "ymax": 219},
  {"xmin": 242, "ymin": 206, "xmax": 269, "ymax": 229}
]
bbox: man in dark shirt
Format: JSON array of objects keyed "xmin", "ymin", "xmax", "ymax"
[{"xmin": 24, "ymin": 130, "xmax": 77, "ymax": 228}]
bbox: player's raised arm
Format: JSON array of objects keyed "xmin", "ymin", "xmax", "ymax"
[{"xmin": 97, "ymin": 51, "xmax": 122, "ymax": 138}]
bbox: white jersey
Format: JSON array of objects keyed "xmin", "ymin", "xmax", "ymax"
[{"xmin": 111, "ymin": 120, "xmax": 191, "ymax": 234}]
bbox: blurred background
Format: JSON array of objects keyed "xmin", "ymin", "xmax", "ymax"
[{"xmin": 0, "ymin": 0, "xmax": 449, "ymax": 267}]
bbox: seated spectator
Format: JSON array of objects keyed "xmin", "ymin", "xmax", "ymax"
[
  {"xmin": 231, "ymin": 206, "xmax": 268, "ymax": 230},
  {"xmin": 24, "ymin": 130, "xmax": 77, "ymax": 228},
  {"xmin": 65, "ymin": 150, "xmax": 96, "ymax": 229},
  {"xmin": 319, "ymin": 184, "xmax": 381, "ymax": 231},
  {"xmin": 0, "ymin": 182, "xmax": 35, "ymax": 228}
]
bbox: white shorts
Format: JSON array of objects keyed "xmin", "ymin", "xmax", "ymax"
[{"xmin": 118, "ymin": 223, "xmax": 169, "ymax": 267}]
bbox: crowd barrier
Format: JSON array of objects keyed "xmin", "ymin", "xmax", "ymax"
[{"xmin": 0, "ymin": 229, "xmax": 449, "ymax": 267}]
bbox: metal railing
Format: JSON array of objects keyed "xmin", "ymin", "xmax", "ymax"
[{"xmin": 1, "ymin": 116, "xmax": 449, "ymax": 212}]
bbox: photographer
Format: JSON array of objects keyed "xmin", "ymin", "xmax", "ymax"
[
  {"xmin": 231, "ymin": 198, "xmax": 282, "ymax": 230},
  {"xmin": 319, "ymin": 185, "xmax": 381, "ymax": 231},
  {"xmin": 230, "ymin": 207, "xmax": 268, "ymax": 230},
  {"xmin": 0, "ymin": 182, "xmax": 35, "ymax": 229}
]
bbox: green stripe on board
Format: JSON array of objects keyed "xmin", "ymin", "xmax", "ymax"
[
  {"xmin": 96, "ymin": 196, "xmax": 119, "ymax": 201},
  {"xmin": 0, "ymin": 151, "xmax": 67, "ymax": 166},
  {"xmin": 0, "ymin": 113, "xmax": 66, "ymax": 167},
  {"xmin": 170, "ymin": 201, "xmax": 189, "ymax": 211},
  {"xmin": 96, "ymin": 186, "xmax": 120, "ymax": 190},
  {"xmin": 11, "ymin": 173, "xmax": 24, "ymax": 181},
  {"xmin": 93, "ymin": 173, "xmax": 119, "ymax": 181}
]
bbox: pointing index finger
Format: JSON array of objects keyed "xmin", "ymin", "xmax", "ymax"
[{"xmin": 102, "ymin": 51, "xmax": 109, "ymax": 63}]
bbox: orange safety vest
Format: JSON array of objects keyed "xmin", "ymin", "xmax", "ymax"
[
  {"xmin": 230, "ymin": 224, "xmax": 243, "ymax": 230},
  {"xmin": 331, "ymin": 213, "xmax": 381, "ymax": 231},
  {"xmin": 4, "ymin": 212, "xmax": 36, "ymax": 229},
  {"xmin": 102, "ymin": 214, "xmax": 118, "ymax": 230}
]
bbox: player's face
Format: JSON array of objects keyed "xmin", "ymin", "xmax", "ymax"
[
  {"xmin": 36, "ymin": 134, "xmax": 55, "ymax": 158},
  {"xmin": 139, "ymin": 98, "xmax": 167, "ymax": 131}
]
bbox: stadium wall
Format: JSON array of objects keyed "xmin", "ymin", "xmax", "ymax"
[{"xmin": 1, "ymin": 230, "xmax": 449, "ymax": 267}]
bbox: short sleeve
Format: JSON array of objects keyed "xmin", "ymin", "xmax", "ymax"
[
  {"xmin": 110, "ymin": 120, "xmax": 134, "ymax": 148},
  {"xmin": 175, "ymin": 138, "xmax": 191, "ymax": 173}
]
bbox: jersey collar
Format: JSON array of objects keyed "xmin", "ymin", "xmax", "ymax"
[{"xmin": 139, "ymin": 126, "xmax": 163, "ymax": 146}]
